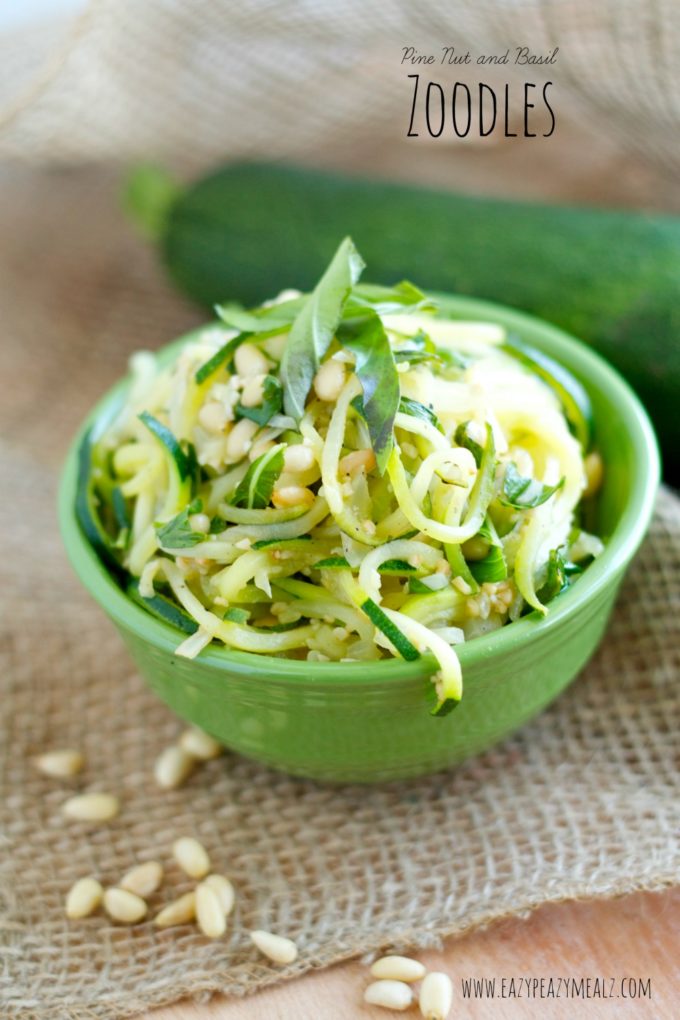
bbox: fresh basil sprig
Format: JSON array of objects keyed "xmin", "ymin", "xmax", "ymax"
[
  {"xmin": 281, "ymin": 237, "xmax": 365, "ymax": 419},
  {"xmin": 500, "ymin": 462, "xmax": 565, "ymax": 510},
  {"xmin": 231, "ymin": 444, "xmax": 285, "ymax": 509},
  {"xmin": 338, "ymin": 311, "xmax": 400, "ymax": 474},
  {"xmin": 398, "ymin": 395, "xmax": 443, "ymax": 433},
  {"xmin": 156, "ymin": 498, "xmax": 206, "ymax": 548},
  {"xmin": 235, "ymin": 374, "xmax": 283, "ymax": 426}
]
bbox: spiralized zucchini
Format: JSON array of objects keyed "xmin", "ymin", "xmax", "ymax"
[{"xmin": 81, "ymin": 245, "xmax": 603, "ymax": 716}]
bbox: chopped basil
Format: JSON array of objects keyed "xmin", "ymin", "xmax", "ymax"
[
  {"xmin": 215, "ymin": 300, "xmax": 303, "ymax": 333},
  {"xmin": 398, "ymin": 395, "xmax": 443, "ymax": 433},
  {"xmin": 209, "ymin": 515, "xmax": 226, "ymax": 534},
  {"xmin": 338, "ymin": 311, "xmax": 399, "ymax": 474},
  {"xmin": 155, "ymin": 504, "xmax": 206, "ymax": 548},
  {"xmin": 346, "ymin": 280, "xmax": 436, "ymax": 317},
  {"xmin": 223, "ymin": 606, "xmax": 250, "ymax": 624},
  {"xmin": 500, "ymin": 462, "xmax": 565, "ymax": 510},
  {"xmin": 235, "ymin": 374, "xmax": 283, "ymax": 427},
  {"xmin": 281, "ymin": 237, "xmax": 365, "ymax": 420},
  {"xmin": 231, "ymin": 444, "xmax": 285, "ymax": 509}
]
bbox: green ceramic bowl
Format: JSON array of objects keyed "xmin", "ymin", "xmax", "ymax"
[{"xmin": 59, "ymin": 295, "xmax": 659, "ymax": 783}]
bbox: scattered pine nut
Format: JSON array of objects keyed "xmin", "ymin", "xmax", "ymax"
[
  {"xmin": 35, "ymin": 749, "xmax": 84, "ymax": 779},
  {"xmin": 62, "ymin": 793, "xmax": 119, "ymax": 823},
  {"xmin": 282, "ymin": 444, "xmax": 316, "ymax": 473},
  {"xmin": 204, "ymin": 873, "xmax": 235, "ymax": 916},
  {"xmin": 419, "ymin": 972, "xmax": 453, "ymax": 1020},
  {"xmin": 119, "ymin": 861, "xmax": 164, "ymax": 899},
  {"xmin": 154, "ymin": 746, "xmax": 197, "ymax": 789},
  {"xmin": 226, "ymin": 417, "xmax": 259, "ymax": 462},
  {"xmin": 178, "ymin": 727, "xmax": 223, "ymax": 761},
  {"xmin": 154, "ymin": 891, "xmax": 196, "ymax": 928},
  {"xmin": 313, "ymin": 358, "xmax": 345, "ymax": 402},
  {"xmin": 271, "ymin": 485, "xmax": 314, "ymax": 509},
  {"xmin": 65, "ymin": 877, "xmax": 103, "ymax": 919},
  {"xmin": 249, "ymin": 929, "xmax": 298, "ymax": 964},
  {"xmin": 370, "ymin": 955, "xmax": 426, "ymax": 983},
  {"xmin": 364, "ymin": 979, "xmax": 413, "ymax": 1011},
  {"xmin": 172, "ymin": 836, "xmax": 210, "ymax": 879},
  {"xmin": 198, "ymin": 400, "xmax": 228, "ymax": 435},
  {"xmin": 339, "ymin": 448, "xmax": 376, "ymax": 476},
  {"xmin": 234, "ymin": 341, "xmax": 269, "ymax": 378},
  {"xmin": 103, "ymin": 888, "xmax": 147, "ymax": 924},
  {"xmin": 195, "ymin": 881, "xmax": 227, "ymax": 938}
]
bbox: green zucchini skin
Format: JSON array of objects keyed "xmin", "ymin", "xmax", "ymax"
[{"xmin": 161, "ymin": 162, "xmax": 675, "ymax": 478}]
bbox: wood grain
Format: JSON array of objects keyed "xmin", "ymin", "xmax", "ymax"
[{"xmin": 145, "ymin": 889, "xmax": 680, "ymax": 1019}]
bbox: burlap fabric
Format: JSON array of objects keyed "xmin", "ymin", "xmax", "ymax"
[{"xmin": 1, "ymin": 165, "xmax": 679, "ymax": 1019}]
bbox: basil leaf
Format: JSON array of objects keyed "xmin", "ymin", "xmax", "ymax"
[
  {"xmin": 393, "ymin": 330, "xmax": 436, "ymax": 365},
  {"xmin": 215, "ymin": 302, "xmax": 301, "ymax": 333},
  {"xmin": 155, "ymin": 506, "xmax": 206, "ymax": 548},
  {"xmin": 398, "ymin": 395, "xmax": 443, "ymax": 433},
  {"xmin": 469, "ymin": 546, "xmax": 507, "ymax": 583},
  {"xmin": 209, "ymin": 515, "xmax": 226, "ymax": 534},
  {"xmin": 195, "ymin": 332, "xmax": 250, "ymax": 385},
  {"xmin": 345, "ymin": 281, "xmax": 437, "ymax": 317},
  {"xmin": 454, "ymin": 421, "xmax": 484, "ymax": 468},
  {"xmin": 338, "ymin": 311, "xmax": 399, "ymax": 474},
  {"xmin": 236, "ymin": 374, "xmax": 283, "ymax": 427},
  {"xmin": 500, "ymin": 462, "xmax": 565, "ymax": 509},
  {"xmin": 281, "ymin": 237, "xmax": 365, "ymax": 419},
  {"xmin": 231, "ymin": 444, "xmax": 285, "ymax": 509},
  {"xmin": 536, "ymin": 547, "xmax": 570, "ymax": 603}
]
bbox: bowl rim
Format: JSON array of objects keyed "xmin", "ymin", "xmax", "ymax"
[{"xmin": 58, "ymin": 293, "xmax": 660, "ymax": 686}]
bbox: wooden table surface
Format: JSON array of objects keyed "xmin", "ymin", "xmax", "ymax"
[{"xmin": 146, "ymin": 888, "xmax": 680, "ymax": 1019}]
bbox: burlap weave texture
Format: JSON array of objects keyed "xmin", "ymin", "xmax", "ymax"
[{"xmin": 1, "ymin": 168, "xmax": 679, "ymax": 1020}]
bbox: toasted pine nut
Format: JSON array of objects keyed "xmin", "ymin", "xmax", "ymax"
[
  {"xmin": 103, "ymin": 888, "xmax": 147, "ymax": 924},
  {"xmin": 65, "ymin": 877, "xmax": 103, "ymax": 919},
  {"xmin": 234, "ymin": 342, "xmax": 269, "ymax": 377},
  {"xmin": 452, "ymin": 576, "xmax": 473, "ymax": 595},
  {"xmin": 179, "ymin": 727, "xmax": 223, "ymax": 761},
  {"xmin": 282, "ymin": 444, "xmax": 316, "ymax": 473},
  {"xmin": 173, "ymin": 836, "xmax": 210, "ymax": 879},
  {"xmin": 226, "ymin": 418, "xmax": 259, "ymax": 462},
  {"xmin": 240, "ymin": 374, "xmax": 267, "ymax": 408},
  {"xmin": 364, "ymin": 980, "xmax": 413, "ymax": 1011},
  {"xmin": 154, "ymin": 891, "xmax": 196, "ymax": 928},
  {"xmin": 370, "ymin": 956, "xmax": 426, "ymax": 983},
  {"xmin": 35, "ymin": 748, "xmax": 84, "ymax": 779},
  {"xmin": 198, "ymin": 400, "xmax": 228, "ymax": 435},
  {"xmin": 249, "ymin": 438, "xmax": 275, "ymax": 462},
  {"xmin": 339, "ymin": 449, "xmax": 376, "ymax": 476},
  {"xmin": 584, "ymin": 450, "xmax": 603, "ymax": 498},
  {"xmin": 262, "ymin": 333, "xmax": 287, "ymax": 360},
  {"xmin": 196, "ymin": 881, "xmax": 227, "ymax": 938},
  {"xmin": 271, "ymin": 485, "xmax": 315, "ymax": 509},
  {"xmin": 189, "ymin": 512, "xmax": 211, "ymax": 534},
  {"xmin": 250, "ymin": 929, "xmax": 298, "ymax": 965},
  {"xmin": 119, "ymin": 861, "xmax": 164, "ymax": 898},
  {"xmin": 62, "ymin": 793, "xmax": 119, "ymax": 822},
  {"xmin": 419, "ymin": 971, "xmax": 453, "ymax": 1019},
  {"xmin": 154, "ymin": 746, "xmax": 197, "ymax": 790},
  {"xmin": 204, "ymin": 874, "xmax": 235, "ymax": 916},
  {"xmin": 313, "ymin": 358, "xmax": 345, "ymax": 402}
]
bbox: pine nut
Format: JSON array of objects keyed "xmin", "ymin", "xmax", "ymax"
[
  {"xmin": 173, "ymin": 836, "xmax": 210, "ymax": 879},
  {"xmin": 62, "ymin": 793, "xmax": 119, "ymax": 822},
  {"xmin": 249, "ymin": 929, "xmax": 298, "ymax": 964},
  {"xmin": 370, "ymin": 956, "xmax": 426, "ymax": 983},
  {"xmin": 234, "ymin": 342, "xmax": 269, "ymax": 377},
  {"xmin": 179, "ymin": 727, "xmax": 223, "ymax": 761},
  {"xmin": 240, "ymin": 374, "xmax": 267, "ymax": 408},
  {"xmin": 313, "ymin": 358, "xmax": 346, "ymax": 402},
  {"xmin": 65, "ymin": 877, "xmax": 103, "ymax": 919},
  {"xmin": 339, "ymin": 449, "xmax": 376, "ymax": 476},
  {"xmin": 282, "ymin": 444, "xmax": 316, "ymax": 473},
  {"xmin": 103, "ymin": 888, "xmax": 147, "ymax": 924},
  {"xmin": 195, "ymin": 881, "xmax": 227, "ymax": 938},
  {"xmin": 35, "ymin": 748, "xmax": 84, "ymax": 779},
  {"xmin": 198, "ymin": 400, "xmax": 228, "ymax": 435},
  {"xmin": 364, "ymin": 980, "xmax": 413, "ymax": 1011},
  {"xmin": 226, "ymin": 417, "xmax": 259, "ymax": 462},
  {"xmin": 119, "ymin": 861, "xmax": 164, "ymax": 898},
  {"xmin": 153, "ymin": 745, "xmax": 197, "ymax": 789},
  {"xmin": 204, "ymin": 873, "xmax": 235, "ymax": 916},
  {"xmin": 271, "ymin": 485, "xmax": 315, "ymax": 509},
  {"xmin": 154, "ymin": 891, "xmax": 196, "ymax": 928},
  {"xmin": 189, "ymin": 512, "xmax": 211, "ymax": 534},
  {"xmin": 419, "ymin": 972, "xmax": 453, "ymax": 1019},
  {"xmin": 584, "ymin": 450, "xmax": 603, "ymax": 498}
]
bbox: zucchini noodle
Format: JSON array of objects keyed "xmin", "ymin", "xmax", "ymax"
[{"xmin": 84, "ymin": 275, "xmax": 602, "ymax": 715}]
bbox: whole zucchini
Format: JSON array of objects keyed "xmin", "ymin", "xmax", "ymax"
[{"xmin": 130, "ymin": 162, "xmax": 679, "ymax": 480}]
